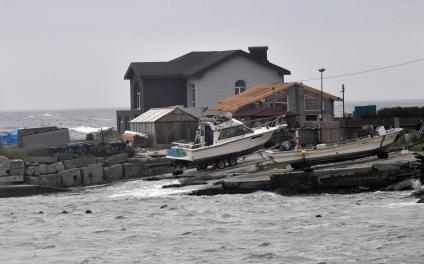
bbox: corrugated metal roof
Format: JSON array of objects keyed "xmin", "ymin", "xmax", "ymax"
[
  {"xmin": 210, "ymin": 82, "xmax": 342, "ymax": 113},
  {"xmin": 130, "ymin": 106, "xmax": 179, "ymax": 123}
]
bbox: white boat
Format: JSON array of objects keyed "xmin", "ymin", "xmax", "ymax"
[
  {"xmin": 166, "ymin": 115, "xmax": 287, "ymax": 169},
  {"xmin": 264, "ymin": 126, "xmax": 403, "ymax": 169}
]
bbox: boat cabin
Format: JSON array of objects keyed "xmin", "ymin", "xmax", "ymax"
[{"xmin": 195, "ymin": 117, "xmax": 254, "ymax": 146}]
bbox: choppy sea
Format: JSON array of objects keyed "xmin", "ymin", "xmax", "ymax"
[{"xmin": 1, "ymin": 100, "xmax": 424, "ymax": 263}]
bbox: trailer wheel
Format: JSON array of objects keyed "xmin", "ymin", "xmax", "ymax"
[
  {"xmin": 228, "ymin": 156, "xmax": 237, "ymax": 167},
  {"xmin": 216, "ymin": 159, "xmax": 226, "ymax": 169}
]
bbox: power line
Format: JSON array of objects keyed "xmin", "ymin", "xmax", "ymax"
[{"xmin": 297, "ymin": 57, "xmax": 424, "ymax": 82}]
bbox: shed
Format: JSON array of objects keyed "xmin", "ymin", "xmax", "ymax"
[{"xmin": 129, "ymin": 106, "xmax": 199, "ymax": 147}]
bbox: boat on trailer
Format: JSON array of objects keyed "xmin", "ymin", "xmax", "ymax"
[
  {"xmin": 264, "ymin": 126, "xmax": 403, "ymax": 169},
  {"xmin": 166, "ymin": 115, "xmax": 287, "ymax": 171}
]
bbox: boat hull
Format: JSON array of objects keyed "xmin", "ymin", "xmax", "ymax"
[
  {"xmin": 167, "ymin": 127, "xmax": 278, "ymax": 164},
  {"xmin": 265, "ymin": 128, "xmax": 402, "ymax": 167}
]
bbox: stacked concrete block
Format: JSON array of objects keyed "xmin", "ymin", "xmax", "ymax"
[
  {"xmin": 24, "ymin": 176, "xmax": 40, "ymax": 185},
  {"xmin": 39, "ymin": 174, "xmax": 61, "ymax": 187},
  {"xmin": 103, "ymin": 164, "xmax": 123, "ymax": 182},
  {"xmin": 26, "ymin": 166, "xmax": 35, "ymax": 176},
  {"xmin": 9, "ymin": 159, "xmax": 25, "ymax": 176},
  {"xmin": 24, "ymin": 156, "xmax": 58, "ymax": 164},
  {"xmin": 64, "ymin": 157, "xmax": 97, "ymax": 169},
  {"xmin": 56, "ymin": 162, "xmax": 65, "ymax": 172},
  {"xmin": 0, "ymin": 156, "xmax": 10, "ymax": 176},
  {"xmin": 106, "ymin": 154, "xmax": 128, "ymax": 165},
  {"xmin": 59, "ymin": 168, "xmax": 81, "ymax": 187},
  {"xmin": 123, "ymin": 163, "xmax": 143, "ymax": 178},
  {"xmin": 80, "ymin": 164, "xmax": 104, "ymax": 185},
  {"xmin": 39, "ymin": 164, "xmax": 48, "ymax": 175},
  {"xmin": 47, "ymin": 164, "xmax": 57, "ymax": 174}
]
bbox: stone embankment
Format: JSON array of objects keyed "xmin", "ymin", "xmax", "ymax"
[
  {"xmin": 178, "ymin": 152, "xmax": 422, "ymax": 196},
  {"xmin": 0, "ymin": 154, "xmax": 174, "ymax": 197}
]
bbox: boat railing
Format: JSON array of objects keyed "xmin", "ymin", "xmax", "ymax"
[
  {"xmin": 170, "ymin": 141, "xmax": 205, "ymax": 149},
  {"xmin": 243, "ymin": 116, "xmax": 287, "ymax": 129}
]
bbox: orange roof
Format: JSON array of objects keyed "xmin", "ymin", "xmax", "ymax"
[{"xmin": 210, "ymin": 82, "xmax": 342, "ymax": 112}]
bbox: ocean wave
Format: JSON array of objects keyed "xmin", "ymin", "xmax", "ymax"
[
  {"xmin": 69, "ymin": 126, "xmax": 111, "ymax": 134},
  {"xmin": 41, "ymin": 113, "xmax": 52, "ymax": 117}
]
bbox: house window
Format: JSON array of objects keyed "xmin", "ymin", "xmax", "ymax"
[
  {"xmin": 235, "ymin": 80, "xmax": 246, "ymax": 95},
  {"xmin": 305, "ymin": 115, "xmax": 318, "ymax": 121},
  {"xmin": 190, "ymin": 83, "xmax": 196, "ymax": 107},
  {"xmin": 134, "ymin": 82, "xmax": 142, "ymax": 110}
]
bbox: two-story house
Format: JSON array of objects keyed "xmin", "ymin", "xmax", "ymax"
[{"xmin": 117, "ymin": 46, "xmax": 290, "ymax": 132}]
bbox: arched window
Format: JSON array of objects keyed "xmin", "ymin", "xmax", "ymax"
[
  {"xmin": 235, "ymin": 80, "xmax": 246, "ymax": 95},
  {"xmin": 133, "ymin": 82, "xmax": 142, "ymax": 109}
]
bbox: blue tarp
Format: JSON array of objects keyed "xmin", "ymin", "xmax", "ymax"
[{"xmin": 0, "ymin": 128, "xmax": 20, "ymax": 145}]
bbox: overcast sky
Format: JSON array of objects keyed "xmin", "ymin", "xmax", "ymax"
[{"xmin": 0, "ymin": 0, "xmax": 423, "ymax": 111}]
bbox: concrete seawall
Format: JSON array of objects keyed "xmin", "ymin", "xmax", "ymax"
[{"xmin": 0, "ymin": 153, "xmax": 174, "ymax": 197}]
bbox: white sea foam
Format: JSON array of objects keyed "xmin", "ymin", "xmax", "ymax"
[
  {"xmin": 41, "ymin": 113, "xmax": 52, "ymax": 117},
  {"xmin": 69, "ymin": 126, "xmax": 111, "ymax": 134}
]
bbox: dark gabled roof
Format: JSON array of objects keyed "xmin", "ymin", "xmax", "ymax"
[{"xmin": 124, "ymin": 50, "xmax": 291, "ymax": 79}]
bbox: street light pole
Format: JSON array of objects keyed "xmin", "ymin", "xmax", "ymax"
[
  {"xmin": 318, "ymin": 68, "xmax": 325, "ymax": 121},
  {"xmin": 341, "ymin": 84, "xmax": 345, "ymax": 118}
]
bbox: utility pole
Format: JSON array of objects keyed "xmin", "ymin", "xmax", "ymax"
[
  {"xmin": 318, "ymin": 68, "xmax": 326, "ymax": 121},
  {"xmin": 341, "ymin": 84, "xmax": 345, "ymax": 118}
]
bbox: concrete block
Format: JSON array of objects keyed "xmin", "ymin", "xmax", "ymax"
[
  {"xmin": 47, "ymin": 164, "xmax": 57, "ymax": 174},
  {"xmin": 56, "ymin": 162, "xmax": 65, "ymax": 172},
  {"xmin": 0, "ymin": 175, "xmax": 24, "ymax": 184},
  {"xmin": 24, "ymin": 156, "xmax": 58, "ymax": 164},
  {"xmin": 33, "ymin": 165, "xmax": 40, "ymax": 176},
  {"xmin": 106, "ymin": 154, "xmax": 128, "ymax": 165},
  {"xmin": 39, "ymin": 164, "xmax": 48, "ymax": 175},
  {"xmin": 96, "ymin": 157, "xmax": 106, "ymax": 164},
  {"xmin": 103, "ymin": 164, "xmax": 123, "ymax": 182},
  {"xmin": 80, "ymin": 164, "xmax": 104, "ymax": 185},
  {"xmin": 9, "ymin": 159, "xmax": 25, "ymax": 176},
  {"xmin": 25, "ymin": 176, "xmax": 40, "ymax": 185},
  {"xmin": 26, "ymin": 166, "xmax": 34, "ymax": 176},
  {"xmin": 64, "ymin": 157, "xmax": 97, "ymax": 169},
  {"xmin": 128, "ymin": 157, "xmax": 147, "ymax": 164},
  {"xmin": 39, "ymin": 174, "xmax": 61, "ymax": 187},
  {"xmin": 0, "ymin": 156, "xmax": 10, "ymax": 176},
  {"xmin": 372, "ymin": 163, "xmax": 401, "ymax": 172},
  {"xmin": 63, "ymin": 159, "xmax": 76, "ymax": 170},
  {"xmin": 74, "ymin": 157, "xmax": 97, "ymax": 168},
  {"xmin": 59, "ymin": 168, "xmax": 81, "ymax": 187},
  {"xmin": 123, "ymin": 163, "xmax": 143, "ymax": 178}
]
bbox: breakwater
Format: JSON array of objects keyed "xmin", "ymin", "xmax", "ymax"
[{"xmin": 0, "ymin": 154, "xmax": 174, "ymax": 197}]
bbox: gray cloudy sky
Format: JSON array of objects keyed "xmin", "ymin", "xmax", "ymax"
[{"xmin": 0, "ymin": 0, "xmax": 423, "ymax": 111}]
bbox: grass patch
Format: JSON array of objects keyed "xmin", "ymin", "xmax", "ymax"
[
  {"xmin": 256, "ymin": 162, "xmax": 287, "ymax": 172},
  {"xmin": 0, "ymin": 146, "xmax": 49, "ymax": 159}
]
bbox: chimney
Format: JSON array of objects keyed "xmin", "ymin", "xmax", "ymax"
[{"xmin": 248, "ymin": 46, "xmax": 268, "ymax": 62}]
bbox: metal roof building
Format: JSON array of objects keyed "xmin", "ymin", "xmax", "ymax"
[{"xmin": 129, "ymin": 106, "xmax": 198, "ymax": 147}]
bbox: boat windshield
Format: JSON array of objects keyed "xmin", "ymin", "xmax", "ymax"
[{"xmin": 218, "ymin": 125, "xmax": 253, "ymax": 140}]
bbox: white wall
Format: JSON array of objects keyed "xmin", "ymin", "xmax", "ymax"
[{"xmin": 186, "ymin": 56, "xmax": 283, "ymax": 109}]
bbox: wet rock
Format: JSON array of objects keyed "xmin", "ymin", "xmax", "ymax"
[
  {"xmin": 38, "ymin": 211, "xmax": 44, "ymax": 214},
  {"xmin": 115, "ymin": 215, "xmax": 125, "ymax": 219},
  {"xmin": 160, "ymin": 205, "xmax": 168, "ymax": 209},
  {"xmin": 316, "ymin": 214, "xmax": 322, "ymax": 218},
  {"xmin": 385, "ymin": 179, "xmax": 414, "ymax": 191},
  {"xmin": 181, "ymin": 231, "xmax": 192, "ymax": 235},
  {"xmin": 85, "ymin": 210, "xmax": 92, "ymax": 214},
  {"xmin": 61, "ymin": 210, "xmax": 68, "ymax": 214},
  {"xmin": 417, "ymin": 198, "xmax": 424, "ymax": 203}
]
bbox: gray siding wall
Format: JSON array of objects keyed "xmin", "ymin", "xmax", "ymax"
[{"xmin": 186, "ymin": 56, "xmax": 283, "ymax": 109}]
